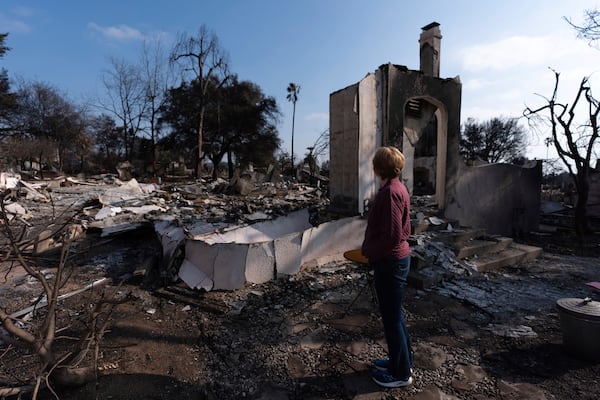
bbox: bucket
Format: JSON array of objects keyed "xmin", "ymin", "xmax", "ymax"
[{"xmin": 556, "ymin": 297, "xmax": 600, "ymax": 361}]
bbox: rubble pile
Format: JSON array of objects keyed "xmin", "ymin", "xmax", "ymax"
[
  {"xmin": 1, "ymin": 173, "xmax": 599, "ymax": 399},
  {"xmin": 0, "ymin": 172, "xmax": 329, "ymax": 249},
  {"xmin": 0, "ymin": 171, "xmax": 530, "ymax": 294}
]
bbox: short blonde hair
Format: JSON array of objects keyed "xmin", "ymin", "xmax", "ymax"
[{"xmin": 372, "ymin": 146, "xmax": 405, "ymax": 179}]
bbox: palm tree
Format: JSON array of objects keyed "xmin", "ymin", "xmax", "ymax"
[{"xmin": 286, "ymin": 82, "xmax": 300, "ymax": 176}]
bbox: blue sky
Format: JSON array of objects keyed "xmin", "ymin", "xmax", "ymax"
[{"xmin": 2, "ymin": 1, "xmax": 600, "ymax": 164}]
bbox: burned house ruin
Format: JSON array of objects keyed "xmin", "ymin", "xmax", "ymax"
[
  {"xmin": 330, "ymin": 22, "xmax": 461, "ymax": 214},
  {"xmin": 172, "ymin": 22, "xmax": 543, "ymax": 291},
  {"xmin": 0, "ymin": 23, "xmax": 545, "ymax": 296},
  {"xmin": 329, "ymin": 22, "xmax": 541, "ymax": 237}
]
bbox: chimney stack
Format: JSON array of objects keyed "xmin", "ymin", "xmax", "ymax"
[{"xmin": 419, "ymin": 22, "xmax": 442, "ymax": 77}]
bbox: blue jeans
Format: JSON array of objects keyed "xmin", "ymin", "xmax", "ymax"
[{"xmin": 372, "ymin": 257, "xmax": 413, "ymax": 379}]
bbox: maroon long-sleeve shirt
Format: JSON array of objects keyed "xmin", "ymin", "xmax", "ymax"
[{"xmin": 361, "ymin": 177, "xmax": 411, "ymax": 262}]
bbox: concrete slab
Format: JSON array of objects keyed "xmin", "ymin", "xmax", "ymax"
[
  {"xmin": 469, "ymin": 245, "xmax": 536, "ymax": 273},
  {"xmin": 510, "ymin": 242, "xmax": 543, "ymax": 262},
  {"xmin": 434, "ymin": 228, "xmax": 486, "ymax": 246},
  {"xmin": 408, "ymin": 268, "xmax": 444, "ymax": 289},
  {"xmin": 453, "ymin": 236, "xmax": 513, "ymax": 259}
]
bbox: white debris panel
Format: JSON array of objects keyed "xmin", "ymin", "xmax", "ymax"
[{"xmin": 165, "ymin": 209, "xmax": 367, "ymax": 291}]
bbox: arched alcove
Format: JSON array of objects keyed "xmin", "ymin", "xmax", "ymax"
[{"xmin": 401, "ymin": 96, "xmax": 448, "ymax": 208}]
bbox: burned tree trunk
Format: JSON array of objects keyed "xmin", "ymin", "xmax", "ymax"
[{"xmin": 524, "ymin": 70, "xmax": 600, "ymax": 238}]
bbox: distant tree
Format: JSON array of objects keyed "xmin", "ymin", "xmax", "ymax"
[
  {"xmin": 276, "ymin": 150, "xmax": 292, "ymax": 176},
  {"xmin": 88, "ymin": 113, "xmax": 124, "ymax": 171},
  {"xmin": 0, "ymin": 33, "xmax": 16, "ymax": 131},
  {"xmin": 233, "ymin": 124, "xmax": 280, "ymax": 173},
  {"xmin": 160, "ymin": 76, "xmax": 281, "ymax": 179},
  {"xmin": 140, "ymin": 38, "xmax": 174, "ymax": 174},
  {"xmin": 8, "ymin": 135, "xmax": 57, "ymax": 172},
  {"xmin": 524, "ymin": 70, "xmax": 600, "ymax": 237},
  {"xmin": 565, "ymin": 9, "xmax": 600, "ymax": 46},
  {"xmin": 158, "ymin": 80, "xmax": 204, "ymax": 168},
  {"xmin": 0, "ymin": 33, "xmax": 8, "ymax": 57},
  {"xmin": 308, "ymin": 128, "xmax": 329, "ymax": 164},
  {"xmin": 221, "ymin": 78, "xmax": 280, "ymax": 176},
  {"xmin": 170, "ymin": 24, "xmax": 230, "ymax": 178},
  {"xmin": 71, "ymin": 122, "xmax": 94, "ymax": 172},
  {"xmin": 13, "ymin": 81, "xmax": 85, "ymax": 174},
  {"xmin": 303, "ymin": 128, "xmax": 329, "ymax": 181},
  {"xmin": 460, "ymin": 117, "xmax": 527, "ymax": 164},
  {"xmin": 286, "ymin": 82, "xmax": 300, "ymax": 175},
  {"xmin": 98, "ymin": 57, "xmax": 148, "ymax": 161},
  {"xmin": 0, "ymin": 69, "xmax": 10, "ymax": 122},
  {"xmin": 58, "ymin": 110, "xmax": 90, "ymax": 173}
]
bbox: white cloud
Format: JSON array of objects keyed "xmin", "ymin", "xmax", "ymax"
[
  {"xmin": 304, "ymin": 112, "xmax": 328, "ymax": 121},
  {"xmin": 0, "ymin": 13, "xmax": 31, "ymax": 33},
  {"xmin": 458, "ymin": 26, "xmax": 600, "ymax": 132},
  {"xmin": 460, "ymin": 33, "xmax": 589, "ymax": 72},
  {"xmin": 461, "ymin": 105, "xmax": 522, "ymax": 122},
  {"xmin": 87, "ymin": 22, "xmax": 146, "ymax": 41},
  {"xmin": 463, "ymin": 78, "xmax": 494, "ymax": 91}
]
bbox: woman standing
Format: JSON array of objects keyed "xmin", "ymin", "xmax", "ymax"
[{"xmin": 361, "ymin": 146, "xmax": 413, "ymax": 388}]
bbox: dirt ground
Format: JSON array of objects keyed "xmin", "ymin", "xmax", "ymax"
[{"xmin": 1, "ymin": 226, "xmax": 599, "ymax": 400}]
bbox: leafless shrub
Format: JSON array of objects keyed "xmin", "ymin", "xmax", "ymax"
[{"xmin": 0, "ymin": 189, "xmax": 129, "ymax": 399}]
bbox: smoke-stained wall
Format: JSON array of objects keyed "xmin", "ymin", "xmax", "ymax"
[{"xmin": 445, "ymin": 161, "xmax": 542, "ymax": 236}]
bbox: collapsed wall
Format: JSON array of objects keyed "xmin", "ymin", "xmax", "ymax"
[{"xmin": 156, "ymin": 209, "xmax": 367, "ymax": 291}]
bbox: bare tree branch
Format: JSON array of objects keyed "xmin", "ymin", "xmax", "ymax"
[
  {"xmin": 0, "ymin": 191, "xmax": 130, "ymax": 397},
  {"xmin": 564, "ymin": 9, "xmax": 600, "ymax": 47},
  {"xmin": 524, "ymin": 69, "xmax": 600, "ymax": 236},
  {"xmin": 170, "ymin": 24, "xmax": 230, "ymax": 177}
]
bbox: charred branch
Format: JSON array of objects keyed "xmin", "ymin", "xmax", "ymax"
[{"xmin": 524, "ymin": 70, "xmax": 599, "ymax": 236}]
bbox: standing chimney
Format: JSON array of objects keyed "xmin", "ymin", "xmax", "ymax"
[{"xmin": 419, "ymin": 22, "xmax": 442, "ymax": 77}]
